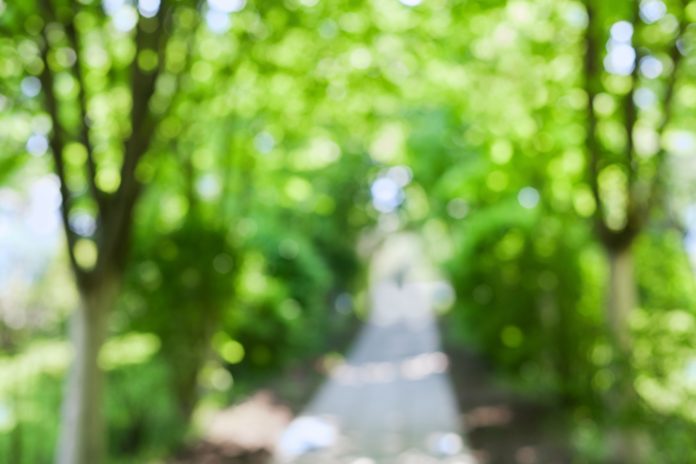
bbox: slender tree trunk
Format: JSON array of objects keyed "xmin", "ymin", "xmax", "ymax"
[
  {"xmin": 604, "ymin": 244, "xmax": 649, "ymax": 462},
  {"xmin": 607, "ymin": 246, "xmax": 636, "ymax": 356},
  {"xmin": 56, "ymin": 277, "xmax": 118, "ymax": 464},
  {"xmin": 164, "ymin": 308, "xmax": 217, "ymax": 426}
]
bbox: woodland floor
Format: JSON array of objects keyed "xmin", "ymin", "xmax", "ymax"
[
  {"xmin": 171, "ymin": 234, "xmax": 572, "ymax": 464},
  {"xmin": 169, "ymin": 345, "xmax": 572, "ymax": 464},
  {"xmin": 446, "ymin": 344, "xmax": 572, "ymax": 464}
]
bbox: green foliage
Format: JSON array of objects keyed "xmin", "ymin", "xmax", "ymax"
[
  {"xmin": 107, "ymin": 358, "xmax": 183, "ymax": 459},
  {"xmin": 2, "ymin": 0, "xmax": 696, "ymax": 462},
  {"xmin": 443, "ymin": 196, "xmax": 602, "ymax": 405},
  {"xmin": 121, "ymin": 218, "xmax": 237, "ymax": 430}
]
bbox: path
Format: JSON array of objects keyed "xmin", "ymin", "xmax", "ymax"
[{"xmin": 274, "ymin": 234, "xmax": 477, "ymax": 464}]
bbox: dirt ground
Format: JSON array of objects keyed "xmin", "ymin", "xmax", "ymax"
[{"xmin": 445, "ymin": 345, "xmax": 573, "ymax": 464}]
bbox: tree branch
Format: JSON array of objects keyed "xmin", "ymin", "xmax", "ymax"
[
  {"xmin": 99, "ymin": 3, "xmax": 173, "ymax": 273},
  {"xmin": 620, "ymin": 0, "xmax": 643, "ymax": 238},
  {"xmin": 38, "ymin": 0, "xmax": 85, "ymax": 284},
  {"xmin": 582, "ymin": 1, "xmax": 606, "ymax": 230},
  {"xmin": 623, "ymin": 0, "xmax": 640, "ymax": 188},
  {"xmin": 64, "ymin": 8, "xmax": 105, "ymax": 217},
  {"xmin": 644, "ymin": 6, "xmax": 687, "ymax": 218}
]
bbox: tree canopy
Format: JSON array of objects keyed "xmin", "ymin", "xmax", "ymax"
[{"xmin": 2, "ymin": 0, "xmax": 696, "ymax": 462}]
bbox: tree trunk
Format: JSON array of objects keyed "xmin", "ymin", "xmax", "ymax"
[
  {"xmin": 605, "ymin": 244, "xmax": 648, "ymax": 462},
  {"xmin": 607, "ymin": 246, "xmax": 636, "ymax": 356},
  {"xmin": 56, "ymin": 278, "xmax": 117, "ymax": 464},
  {"xmin": 164, "ymin": 309, "xmax": 217, "ymax": 427}
]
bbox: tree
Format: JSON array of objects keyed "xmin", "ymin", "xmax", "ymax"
[
  {"xmin": 25, "ymin": 1, "xmax": 187, "ymax": 462},
  {"xmin": 582, "ymin": 1, "xmax": 688, "ymax": 458}
]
